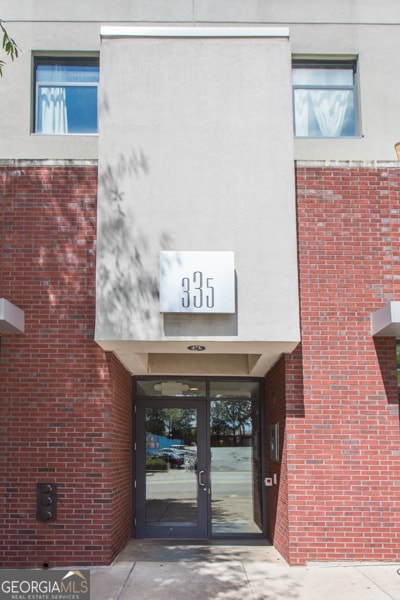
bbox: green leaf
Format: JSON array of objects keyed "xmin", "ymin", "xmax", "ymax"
[{"xmin": 0, "ymin": 19, "xmax": 19, "ymax": 75}]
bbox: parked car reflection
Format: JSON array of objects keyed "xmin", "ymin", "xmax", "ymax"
[{"xmin": 156, "ymin": 448, "xmax": 185, "ymax": 468}]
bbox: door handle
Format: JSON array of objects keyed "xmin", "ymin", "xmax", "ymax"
[{"xmin": 198, "ymin": 470, "xmax": 206, "ymax": 487}]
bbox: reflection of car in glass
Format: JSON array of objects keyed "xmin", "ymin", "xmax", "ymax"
[{"xmin": 156, "ymin": 449, "xmax": 184, "ymax": 468}]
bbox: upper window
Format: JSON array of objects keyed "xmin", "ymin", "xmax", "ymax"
[
  {"xmin": 292, "ymin": 60, "xmax": 358, "ymax": 138},
  {"xmin": 34, "ymin": 57, "xmax": 99, "ymax": 135}
]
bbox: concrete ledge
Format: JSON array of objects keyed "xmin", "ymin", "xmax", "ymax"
[
  {"xmin": 296, "ymin": 160, "xmax": 400, "ymax": 168},
  {"xmin": 0, "ymin": 298, "xmax": 25, "ymax": 334},
  {"xmin": 371, "ymin": 301, "xmax": 400, "ymax": 336},
  {"xmin": 0, "ymin": 159, "xmax": 98, "ymax": 167},
  {"xmin": 101, "ymin": 26, "xmax": 290, "ymax": 39}
]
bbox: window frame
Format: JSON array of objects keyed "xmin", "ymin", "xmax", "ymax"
[
  {"xmin": 33, "ymin": 55, "xmax": 100, "ymax": 136},
  {"xmin": 292, "ymin": 58, "xmax": 360, "ymax": 139}
]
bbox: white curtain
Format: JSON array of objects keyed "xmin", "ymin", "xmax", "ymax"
[
  {"xmin": 295, "ymin": 89, "xmax": 350, "ymax": 137},
  {"xmin": 38, "ymin": 87, "xmax": 68, "ymax": 134}
]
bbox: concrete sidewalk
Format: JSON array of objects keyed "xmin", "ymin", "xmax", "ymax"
[{"xmin": 89, "ymin": 540, "xmax": 400, "ymax": 600}]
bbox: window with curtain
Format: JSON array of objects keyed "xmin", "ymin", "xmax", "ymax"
[
  {"xmin": 34, "ymin": 57, "xmax": 99, "ymax": 134},
  {"xmin": 292, "ymin": 60, "xmax": 358, "ymax": 138}
]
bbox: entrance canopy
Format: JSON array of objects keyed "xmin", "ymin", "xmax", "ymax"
[{"xmin": 372, "ymin": 301, "xmax": 400, "ymax": 336}]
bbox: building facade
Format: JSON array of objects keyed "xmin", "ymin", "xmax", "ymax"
[{"xmin": 1, "ymin": 0, "xmax": 400, "ymax": 567}]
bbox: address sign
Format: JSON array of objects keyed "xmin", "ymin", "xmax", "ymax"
[{"xmin": 159, "ymin": 251, "xmax": 235, "ymax": 314}]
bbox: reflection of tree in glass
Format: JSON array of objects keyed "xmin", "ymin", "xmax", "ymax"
[
  {"xmin": 145, "ymin": 409, "xmax": 165, "ymax": 436},
  {"xmin": 211, "ymin": 401, "xmax": 252, "ymax": 446},
  {"xmin": 146, "ymin": 408, "xmax": 196, "ymax": 444}
]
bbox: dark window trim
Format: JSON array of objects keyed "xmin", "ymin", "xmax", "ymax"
[
  {"xmin": 292, "ymin": 57, "xmax": 360, "ymax": 138},
  {"xmin": 33, "ymin": 55, "xmax": 99, "ymax": 135}
]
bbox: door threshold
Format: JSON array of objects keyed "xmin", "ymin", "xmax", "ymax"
[{"xmin": 115, "ymin": 538, "xmax": 277, "ymax": 564}]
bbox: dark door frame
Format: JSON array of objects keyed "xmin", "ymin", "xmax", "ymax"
[{"xmin": 132, "ymin": 376, "xmax": 266, "ymax": 540}]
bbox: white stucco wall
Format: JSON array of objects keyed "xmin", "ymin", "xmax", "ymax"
[
  {"xmin": 95, "ymin": 28, "xmax": 299, "ymax": 359},
  {"xmin": 1, "ymin": 0, "xmax": 400, "ymax": 161}
]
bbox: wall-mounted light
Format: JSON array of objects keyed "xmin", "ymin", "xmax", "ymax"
[
  {"xmin": 395, "ymin": 142, "xmax": 400, "ymax": 160},
  {"xmin": 154, "ymin": 382, "xmax": 190, "ymax": 395},
  {"xmin": 187, "ymin": 345, "xmax": 206, "ymax": 351}
]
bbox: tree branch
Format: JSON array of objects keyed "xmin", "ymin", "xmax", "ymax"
[{"xmin": 0, "ymin": 20, "xmax": 19, "ymax": 77}]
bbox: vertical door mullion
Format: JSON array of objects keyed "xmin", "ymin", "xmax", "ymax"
[
  {"xmin": 196, "ymin": 399, "xmax": 209, "ymax": 537},
  {"xmin": 205, "ymin": 397, "xmax": 211, "ymax": 537},
  {"xmin": 135, "ymin": 402, "xmax": 147, "ymax": 537}
]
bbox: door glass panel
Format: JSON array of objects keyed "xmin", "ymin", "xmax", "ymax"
[
  {"xmin": 210, "ymin": 399, "xmax": 262, "ymax": 535},
  {"xmin": 145, "ymin": 407, "xmax": 199, "ymax": 527},
  {"xmin": 137, "ymin": 379, "xmax": 206, "ymax": 397},
  {"xmin": 210, "ymin": 380, "xmax": 260, "ymax": 400}
]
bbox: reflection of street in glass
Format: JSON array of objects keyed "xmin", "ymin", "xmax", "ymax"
[
  {"xmin": 146, "ymin": 469, "xmax": 198, "ymax": 525},
  {"xmin": 145, "ymin": 469, "xmax": 260, "ymax": 533},
  {"xmin": 211, "ymin": 471, "xmax": 261, "ymax": 535},
  {"xmin": 146, "ymin": 469, "xmax": 252, "ymax": 497},
  {"xmin": 146, "ymin": 468, "xmax": 198, "ymax": 496},
  {"xmin": 142, "ymin": 398, "xmax": 262, "ymax": 535}
]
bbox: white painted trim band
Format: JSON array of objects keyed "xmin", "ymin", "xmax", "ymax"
[{"xmin": 101, "ymin": 26, "xmax": 290, "ymax": 39}]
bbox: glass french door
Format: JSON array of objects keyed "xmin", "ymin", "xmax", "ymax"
[
  {"xmin": 135, "ymin": 399, "xmax": 209, "ymax": 538},
  {"xmin": 210, "ymin": 397, "xmax": 262, "ymax": 535},
  {"xmin": 134, "ymin": 378, "xmax": 263, "ymax": 539}
]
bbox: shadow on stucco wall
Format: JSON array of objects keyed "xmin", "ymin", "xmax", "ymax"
[{"xmin": 97, "ymin": 150, "xmax": 173, "ymax": 339}]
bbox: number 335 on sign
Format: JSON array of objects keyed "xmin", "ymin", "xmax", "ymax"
[{"xmin": 159, "ymin": 251, "xmax": 235, "ymax": 314}]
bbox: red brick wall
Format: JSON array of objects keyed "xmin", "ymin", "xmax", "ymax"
[
  {"xmin": 0, "ymin": 165, "xmax": 132, "ymax": 567},
  {"xmin": 287, "ymin": 165, "xmax": 400, "ymax": 564},
  {"xmin": 2, "ymin": 162, "xmax": 400, "ymax": 567},
  {"xmin": 108, "ymin": 353, "xmax": 132, "ymax": 561}
]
